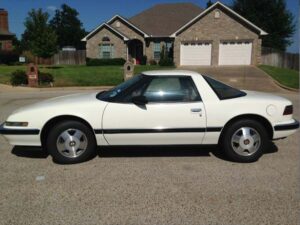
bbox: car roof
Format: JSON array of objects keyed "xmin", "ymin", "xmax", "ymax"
[{"xmin": 141, "ymin": 70, "xmax": 201, "ymax": 77}]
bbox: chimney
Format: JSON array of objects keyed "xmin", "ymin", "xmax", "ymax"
[{"xmin": 0, "ymin": 8, "xmax": 9, "ymax": 32}]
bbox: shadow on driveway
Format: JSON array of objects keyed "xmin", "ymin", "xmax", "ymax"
[{"xmin": 11, "ymin": 142, "xmax": 278, "ymax": 163}]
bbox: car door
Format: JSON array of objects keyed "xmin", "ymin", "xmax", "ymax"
[{"xmin": 102, "ymin": 75, "xmax": 206, "ymax": 145}]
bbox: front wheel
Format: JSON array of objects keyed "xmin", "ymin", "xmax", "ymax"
[
  {"xmin": 221, "ymin": 119, "xmax": 269, "ymax": 162},
  {"xmin": 46, "ymin": 120, "xmax": 96, "ymax": 164}
]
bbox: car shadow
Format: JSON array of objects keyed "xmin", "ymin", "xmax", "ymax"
[
  {"xmin": 11, "ymin": 146, "xmax": 48, "ymax": 158},
  {"xmin": 11, "ymin": 142, "xmax": 278, "ymax": 162}
]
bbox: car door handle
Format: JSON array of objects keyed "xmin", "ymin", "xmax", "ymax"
[{"xmin": 191, "ymin": 108, "xmax": 202, "ymax": 112}]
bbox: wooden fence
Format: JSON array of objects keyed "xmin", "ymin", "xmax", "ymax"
[
  {"xmin": 52, "ymin": 50, "xmax": 86, "ymax": 65},
  {"xmin": 261, "ymin": 47, "xmax": 299, "ymax": 71},
  {"xmin": 33, "ymin": 50, "xmax": 86, "ymax": 65}
]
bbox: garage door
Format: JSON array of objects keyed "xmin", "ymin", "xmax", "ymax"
[
  {"xmin": 180, "ymin": 42, "xmax": 212, "ymax": 66},
  {"xmin": 219, "ymin": 41, "xmax": 252, "ymax": 65}
]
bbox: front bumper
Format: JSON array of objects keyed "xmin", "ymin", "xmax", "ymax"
[
  {"xmin": 0, "ymin": 123, "xmax": 41, "ymax": 146},
  {"xmin": 0, "ymin": 123, "xmax": 40, "ymax": 135},
  {"xmin": 273, "ymin": 119, "xmax": 299, "ymax": 139}
]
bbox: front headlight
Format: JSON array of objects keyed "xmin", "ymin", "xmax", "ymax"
[{"xmin": 5, "ymin": 121, "xmax": 29, "ymax": 127}]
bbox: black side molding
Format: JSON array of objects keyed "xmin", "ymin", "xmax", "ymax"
[
  {"xmin": 0, "ymin": 123, "xmax": 40, "ymax": 135},
  {"xmin": 94, "ymin": 127, "xmax": 223, "ymax": 134},
  {"xmin": 274, "ymin": 120, "xmax": 299, "ymax": 131}
]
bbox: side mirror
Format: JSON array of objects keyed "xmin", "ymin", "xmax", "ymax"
[{"xmin": 132, "ymin": 95, "xmax": 148, "ymax": 105}]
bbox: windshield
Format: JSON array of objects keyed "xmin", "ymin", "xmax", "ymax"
[
  {"xmin": 97, "ymin": 74, "xmax": 143, "ymax": 101},
  {"xmin": 203, "ymin": 75, "xmax": 246, "ymax": 100}
]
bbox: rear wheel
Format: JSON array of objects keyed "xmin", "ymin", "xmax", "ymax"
[
  {"xmin": 46, "ymin": 120, "xmax": 96, "ymax": 164},
  {"xmin": 222, "ymin": 119, "xmax": 269, "ymax": 162}
]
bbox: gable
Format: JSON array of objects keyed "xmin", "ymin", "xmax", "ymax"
[
  {"xmin": 108, "ymin": 17, "xmax": 145, "ymax": 40},
  {"xmin": 177, "ymin": 7, "xmax": 258, "ymax": 40},
  {"xmin": 82, "ymin": 23, "xmax": 129, "ymax": 41},
  {"xmin": 172, "ymin": 2, "xmax": 267, "ymax": 37}
]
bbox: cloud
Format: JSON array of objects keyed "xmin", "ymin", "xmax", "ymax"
[{"xmin": 47, "ymin": 6, "xmax": 57, "ymax": 12}]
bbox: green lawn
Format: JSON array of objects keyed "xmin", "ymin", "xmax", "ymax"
[
  {"xmin": 258, "ymin": 65, "xmax": 299, "ymax": 89},
  {"xmin": 0, "ymin": 65, "xmax": 174, "ymax": 87}
]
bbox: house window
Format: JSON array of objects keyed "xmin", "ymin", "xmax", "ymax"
[
  {"xmin": 102, "ymin": 36, "xmax": 110, "ymax": 42},
  {"xmin": 153, "ymin": 42, "xmax": 161, "ymax": 60},
  {"xmin": 100, "ymin": 44, "xmax": 114, "ymax": 59},
  {"xmin": 166, "ymin": 42, "xmax": 172, "ymax": 52}
]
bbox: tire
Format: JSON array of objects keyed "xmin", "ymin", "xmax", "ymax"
[
  {"xmin": 46, "ymin": 120, "xmax": 96, "ymax": 164},
  {"xmin": 221, "ymin": 119, "xmax": 269, "ymax": 163}
]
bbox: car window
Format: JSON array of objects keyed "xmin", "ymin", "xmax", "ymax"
[
  {"xmin": 144, "ymin": 76, "xmax": 201, "ymax": 103},
  {"xmin": 203, "ymin": 75, "xmax": 246, "ymax": 100},
  {"xmin": 97, "ymin": 74, "xmax": 144, "ymax": 102}
]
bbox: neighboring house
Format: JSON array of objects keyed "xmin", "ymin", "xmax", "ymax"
[
  {"xmin": 0, "ymin": 8, "xmax": 14, "ymax": 51},
  {"xmin": 82, "ymin": 1, "xmax": 267, "ymax": 66}
]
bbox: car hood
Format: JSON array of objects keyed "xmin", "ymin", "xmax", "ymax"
[{"xmin": 13, "ymin": 92, "xmax": 102, "ymax": 114}]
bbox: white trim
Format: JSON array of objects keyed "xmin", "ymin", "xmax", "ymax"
[
  {"xmin": 81, "ymin": 23, "xmax": 129, "ymax": 41},
  {"xmin": 170, "ymin": 1, "xmax": 268, "ymax": 37},
  {"xmin": 107, "ymin": 15, "xmax": 149, "ymax": 37}
]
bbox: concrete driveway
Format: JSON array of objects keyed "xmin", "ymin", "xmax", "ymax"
[
  {"xmin": 179, "ymin": 66, "xmax": 284, "ymax": 92},
  {"xmin": 0, "ymin": 89, "xmax": 299, "ymax": 225}
]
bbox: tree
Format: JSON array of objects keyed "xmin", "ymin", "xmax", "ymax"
[
  {"xmin": 49, "ymin": 4, "xmax": 86, "ymax": 50},
  {"xmin": 21, "ymin": 9, "xmax": 58, "ymax": 58},
  {"xmin": 232, "ymin": 0, "xmax": 295, "ymax": 51},
  {"xmin": 206, "ymin": 0, "xmax": 213, "ymax": 8}
]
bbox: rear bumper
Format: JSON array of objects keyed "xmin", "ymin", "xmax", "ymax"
[
  {"xmin": 0, "ymin": 123, "xmax": 41, "ymax": 146},
  {"xmin": 273, "ymin": 119, "xmax": 299, "ymax": 139}
]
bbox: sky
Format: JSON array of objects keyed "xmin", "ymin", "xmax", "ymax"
[{"xmin": 1, "ymin": 0, "xmax": 299, "ymax": 53}]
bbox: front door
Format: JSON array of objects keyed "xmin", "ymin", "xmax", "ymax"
[{"xmin": 102, "ymin": 75, "xmax": 206, "ymax": 145}]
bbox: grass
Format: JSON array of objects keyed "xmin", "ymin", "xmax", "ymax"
[
  {"xmin": 0, "ymin": 64, "xmax": 175, "ymax": 87},
  {"xmin": 258, "ymin": 65, "xmax": 299, "ymax": 89}
]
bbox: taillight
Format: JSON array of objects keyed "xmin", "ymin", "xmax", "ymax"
[{"xmin": 283, "ymin": 105, "xmax": 293, "ymax": 115}]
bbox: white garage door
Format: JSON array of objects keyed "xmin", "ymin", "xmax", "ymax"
[
  {"xmin": 180, "ymin": 42, "xmax": 212, "ymax": 66},
  {"xmin": 219, "ymin": 41, "xmax": 252, "ymax": 65}
]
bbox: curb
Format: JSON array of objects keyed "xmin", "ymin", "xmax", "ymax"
[
  {"xmin": 272, "ymin": 79, "xmax": 299, "ymax": 92},
  {"xmin": 256, "ymin": 67, "xmax": 299, "ymax": 93}
]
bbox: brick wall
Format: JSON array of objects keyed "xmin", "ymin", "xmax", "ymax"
[{"xmin": 174, "ymin": 7, "xmax": 261, "ymax": 66}]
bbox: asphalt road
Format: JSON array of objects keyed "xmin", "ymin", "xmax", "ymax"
[{"xmin": 0, "ymin": 90, "xmax": 299, "ymax": 225}]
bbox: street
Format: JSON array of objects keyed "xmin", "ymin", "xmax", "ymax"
[{"xmin": 0, "ymin": 89, "xmax": 299, "ymax": 225}]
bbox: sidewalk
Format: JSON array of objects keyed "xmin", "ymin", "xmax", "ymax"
[{"xmin": 0, "ymin": 84, "xmax": 113, "ymax": 93}]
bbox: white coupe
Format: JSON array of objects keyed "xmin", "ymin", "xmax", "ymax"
[{"xmin": 0, "ymin": 70, "xmax": 298, "ymax": 164}]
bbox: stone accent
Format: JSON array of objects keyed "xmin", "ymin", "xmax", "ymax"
[
  {"xmin": 174, "ymin": 6, "xmax": 261, "ymax": 66},
  {"xmin": 86, "ymin": 27, "xmax": 127, "ymax": 59}
]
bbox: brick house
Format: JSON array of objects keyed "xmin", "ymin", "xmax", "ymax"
[
  {"xmin": 82, "ymin": 1, "xmax": 267, "ymax": 66},
  {"xmin": 0, "ymin": 8, "xmax": 14, "ymax": 51}
]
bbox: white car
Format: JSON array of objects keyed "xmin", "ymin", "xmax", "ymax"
[{"xmin": 0, "ymin": 70, "xmax": 298, "ymax": 164}]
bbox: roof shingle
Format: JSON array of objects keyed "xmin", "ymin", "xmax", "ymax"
[{"xmin": 129, "ymin": 3, "xmax": 203, "ymax": 36}]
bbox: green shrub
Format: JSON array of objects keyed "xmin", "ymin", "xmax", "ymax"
[
  {"xmin": 39, "ymin": 71, "xmax": 54, "ymax": 84},
  {"xmin": 86, "ymin": 58, "xmax": 126, "ymax": 66},
  {"xmin": 149, "ymin": 59, "xmax": 157, "ymax": 65},
  {"xmin": 10, "ymin": 70, "xmax": 54, "ymax": 86},
  {"xmin": 159, "ymin": 58, "xmax": 174, "ymax": 66},
  {"xmin": 140, "ymin": 55, "xmax": 147, "ymax": 65},
  {"xmin": 158, "ymin": 44, "xmax": 174, "ymax": 66},
  {"xmin": 0, "ymin": 51, "xmax": 20, "ymax": 65},
  {"xmin": 10, "ymin": 70, "xmax": 27, "ymax": 86}
]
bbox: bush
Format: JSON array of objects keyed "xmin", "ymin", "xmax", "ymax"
[
  {"xmin": 10, "ymin": 70, "xmax": 27, "ymax": 86},
  {"xmin": 39, "ymin": 71, "xmax": 54, "ymax": 85},
  {"xmin": 149, "ymin": 59, "xmax": 157, "ymax": 65},
  {"xmin": 0, "ymin": 51, "xmax": 19, "ymax": 65},
  {"xmin": 140, "ymin": 55, "xmax": 147, "ymax": 65},
  {"xmin": 86, "ymin": 58, "xmax": 126, "ymax": 66},
  {"xmin": 10, "ymin": 70, "xmax": 54, "ymax": 86},
  {"xmin": 159, "ymin": 58, "xmax": 174, "ymax": 66}
]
